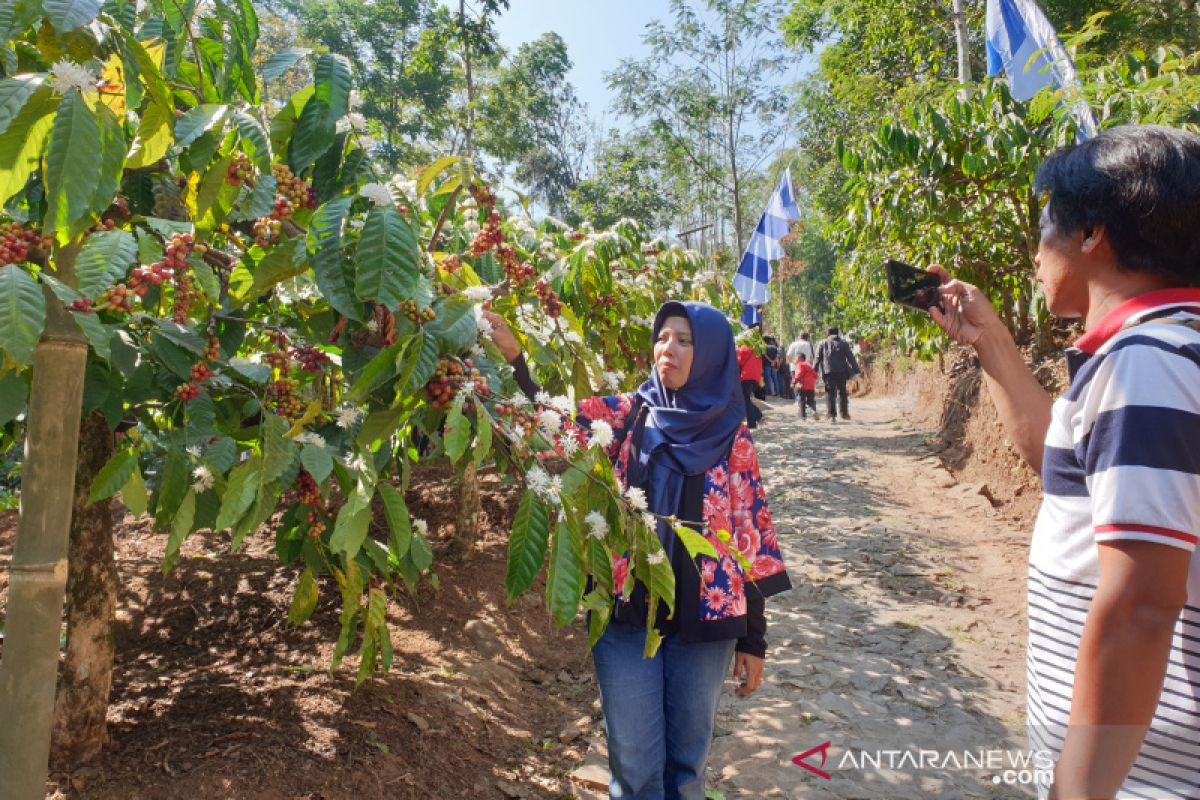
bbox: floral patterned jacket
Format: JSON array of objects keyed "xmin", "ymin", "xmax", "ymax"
[{"xmin": 568, "ymin": 393, "xmax": 791, "ymax": 626}]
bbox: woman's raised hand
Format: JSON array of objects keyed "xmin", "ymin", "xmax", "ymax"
[
  {"xmin": 927, "ymin": 265, "xmax": 1001, "ymax": 347},
  {"xmin": 482, "ymin": 310, "xmax": 521, "ymax": 363}
]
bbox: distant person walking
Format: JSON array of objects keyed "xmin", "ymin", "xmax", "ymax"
[
  {"xmin": 791, "ymin": 353, "xmax": 819, "ymax": 420},
  {"xmin": 786, "ymin": 333, "xmax": 814, "ymax": 369},
  {"xmin": 762, "ymin": 338, "xmax": 782, "ymax": 396},
  {"xmin": 812, "ymin": 327, "xmax": 860, "ymax": 422},
  {"xmin": 737, "ymin": 342, "xmax": 763, "ymax": 429}
]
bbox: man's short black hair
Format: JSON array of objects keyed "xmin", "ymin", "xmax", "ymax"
[
  {"xmin": 1034, "ymin": 124, "xmax": 1200, "ymax": 284},
  {"xmin": 828, "ymin": 326, "xmax": 839, "ymax": 336}
]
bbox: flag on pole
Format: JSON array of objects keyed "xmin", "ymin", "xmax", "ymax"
[
  {"xmin": 741, "ymin": 303, "xmax": 761, "ymax": 327},
  {"xmin": 732, "ymin": 168, "xmax": 800, "ymax": 307},
  {"xmin": 985, "ymin": 0, "xmax": 1097, "ymax": 137}
]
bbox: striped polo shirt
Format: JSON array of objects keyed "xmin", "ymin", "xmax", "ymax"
[{"xmin": 1029, "ymin": 289, "xmax": 1200, "ymax": 799}]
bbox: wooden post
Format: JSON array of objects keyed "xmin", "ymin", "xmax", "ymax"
[{"xmin": 0, "ymin": 242, "xmax": 89, "ymax": 800}]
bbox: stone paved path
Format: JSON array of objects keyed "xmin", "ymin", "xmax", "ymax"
[
  {"xmin": 707, "ymin": 396, "xmax": 1031, "ymax": 799},
  {"xmin": 572, "ymin": 394, "xmax": 1035, "ymax": 799}
]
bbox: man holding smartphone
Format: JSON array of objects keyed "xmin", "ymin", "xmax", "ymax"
[{"xmin": 929, "ymin": 125, "xmax": 1200, "ymax": 799}]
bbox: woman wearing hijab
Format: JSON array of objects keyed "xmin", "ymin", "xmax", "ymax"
[{"xmin": 487, "ymin": 301, "xmax": 791, "ymax": 800}]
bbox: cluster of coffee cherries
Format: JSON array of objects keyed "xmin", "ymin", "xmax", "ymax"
[
  {"xmin": 273, "ymin": 164, "xmax": 313, "ymax": 210},
  {"xmin": 253, "ymin": 198, "xmax": 291, "ymax": 247},
  {"xmin": 125, "ymin": 233, "xmax": 205, "ymax": 323},
  {"xmin": 292, "ymin": 344, "xmax": 330, "ymax": 373},
  {"xmin": 173, "ymin": 337, "xmax": 221, "ymax": 402},
  {"xmin": 437, "ymin": 254, "xmax": 462, "ymax": 273},
  {"xmin": 295, "ymin": 470, "xmax": 326, "ymax": 537},
  {"xmin": 398, "ymin": 298, "xmax": 437, "ymax": 325},
  {"xmin": 225, "ymin": 152, "xmax": 255, "ymax": 187},
  {"xmin": 490, "ymin": 399, "xmax": 540, "ymax": 440},
  {"xmin": 267, "ymin": 376, "xmax": 305, "ymax": 419},
  {"xmin": 0, "ymin": 221, "xmax": 44, "ymax": 265},
  {"xmin": 468, "ymin": 210, "xmax": 505, "ymax": 256},
  {"xmin": 533, "ymin": 279, "xmax": 562, "ymax": 318},
  {"xmin": 501, "ymin": 250, "xmax": 537, "ymax": 285},
  {"xmin": 425, "ymin": 357, "xmax": 490, "ymax": 410}
]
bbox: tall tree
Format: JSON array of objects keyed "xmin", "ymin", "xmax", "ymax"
[
  {"xmin": 478, "ymin": 33, "xmax": 589, "ymax": 214},
  {"xmin": 286, "ymin": 0, "xmax": 460, "ymax": 167},
  {"xmin": 569, "ymin": 130, "xmax": 680, "ymax": 230},
  {"xmin": 608, "ymin": 0, "xmax": 792, "ymax": 255}
]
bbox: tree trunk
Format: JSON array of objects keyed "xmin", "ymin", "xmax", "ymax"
[
  {"xmin": 0, "ymin": 246, "xmax": 89, "ymax": 800},
  {"xmin": 448, "ymin": 460, "xmax": 480, "ymax": 561},
  {"xmin": 49, "ymin": 412, "xmax": 118, "ymax": 768},
  {"xmin": 951, "ymin": 0, "xmax": 973, "ymax": 92}
]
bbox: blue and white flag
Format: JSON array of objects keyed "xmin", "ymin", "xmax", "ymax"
[
  {"xmin": 732, "ymin": 168, "xmax": 800, "ymax": 307},
  {"xmin": 986, "ymin": 0, "xmax": 1097, "ymax": 137},
  {"xmin": 741, "ymin": 303, "xmax": 761, "ymax": 327}
]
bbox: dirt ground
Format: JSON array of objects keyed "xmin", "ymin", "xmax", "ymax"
[
  {"xmin": 1, "ymin": 468, "xmax": 600, "ymax": 800},
  {"xmin": 0, "ymin": 369, "xmax": 1043, "ymax": 799}
]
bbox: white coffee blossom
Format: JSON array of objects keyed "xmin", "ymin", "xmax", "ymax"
[
  {"xmin": 191, "ymin": 465, "xmax": 215, "ymax": 493},
  {"xmin": 186, "ymin": 445, "xmax": 203, "ymax": 459},
  {"xmin": 460, "ymin": 380, "xmax": 476, "ymax": 395},
  {"xmin": 534, "ymin": 390, "xmax": 552, "ymax": 406},
  {"xmin": 344, "ymin": 112, "xmax": 368, "ymax": 132},
  {"xmin": 642, "ymin": 512, "xmax": 658, "ymax": 530},
  {"xmin": 359, "ymin": 182, "xmax": 393, "ymax": 207},
  {"xmin": 558, "ymin": 434, "xmax": 579, "ymax": 458},
  {"xmin": 463, "ymin": 285, "xmax": 493, "ymax": 303},
  {"xmin": 589, "ymin": 420, "xmax": 614, "ymax": 450},
  {"xmin": 413, "ymin": 517, "xmax": 429, "ymax": 537},
  {"xmin": 470, "ymin": 343, "xmax": 487, "ymax": 359},
  {"xmin": 603, "ymin": 371, "xmax": 623, "ymax": 390},
  {"xmin": 461, "ymin": 207, "xmax": 479, "ymax": 223},
  {"xmin": 349, "ymin": 218, "xmax": 365, "ymax": 231},
  {"xmin": 463, "ymin": 220, "xmax": 481, "ymax": 235},
  {"xmin": 392, "ymin": 178, "xmax": 417, "ymax": 197},
  {"xmin": 50, "ymin": 59, "xmax": 97, "ymax": 95},
  {"xmin": 511, "ymin": 423, "xmax": 527, "ymax": 440},
  {"xmin": 510, "ymin": 392, "xmax": 531, "ymax": 408},
  {"xmin": 296, "ymin": 432, "xmax": 326, "ymax": 448},
  {"xmin": 336, "ymin": 405, "xmax": 365, "ymax": 429},
  {"xmin": 624, "ymin": 485, "xmax": 648, "ymax": 511},
  {"xmin": 525, "ymin": 465, "xmax": 555, "ymax": 501},
  {"xmin": 343, "ymin": 453, "xmax": 369, "ymax": 473},
  {"xmin": 549, "ymin": 395, "xmax": 573, "ymax": 416},
  {"xmin": 474, "ymin": 305, "xmax": 494, "ymax": 340},
  {"xmin": 349, "ymin": 90, "xmax": 363, "ymax": 110},
  {"xmin": 538, "ymin": 408, "xmax": 562, "ymax": 435},
  {"xmin": 646, "ymin": 549, "xmax": 666, "ymax": 566},
  {"xmin": 585, "ymin": 511, "xmax": 608, "ymax": 540}
]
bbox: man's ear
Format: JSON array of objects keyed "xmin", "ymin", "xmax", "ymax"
[{"xmin": 1080, "ymin": 225, "xmax": 1107, "ymax": 255}]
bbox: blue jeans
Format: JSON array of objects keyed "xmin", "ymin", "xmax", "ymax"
[
  {"xmin": 592, "ymin": 622, "xmax": 736, "ymax": 799},
  {"xmin": 763, "ymin": 366, "xmax": 780, "ymax": 395}
]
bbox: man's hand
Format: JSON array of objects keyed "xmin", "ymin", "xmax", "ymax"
[
  {"xmin": 482, "ymin": 310, "xmax": 521, "ymax": 363},
  {"xmin": 927, "ymin": 265, "xmax": 1003, "ymax": 347},
  {"xmin": 732, "ymin": 652, "xmax": 765, "ymax": 697}
]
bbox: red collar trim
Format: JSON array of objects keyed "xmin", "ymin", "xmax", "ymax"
[{"xmin": 1074, "ymin": 289, "xmax": 1200, "ymax": 354}]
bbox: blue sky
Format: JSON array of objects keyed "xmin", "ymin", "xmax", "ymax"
[{"xmin": 490, "ymin": 0, "xmax": 668, "ymax": 117}]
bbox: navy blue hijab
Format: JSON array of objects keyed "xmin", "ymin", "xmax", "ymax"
[{"xmin": 628, "ymin": 301, "xmax": 746, "ymax": 553}]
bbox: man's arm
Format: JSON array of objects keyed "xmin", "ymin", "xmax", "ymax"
[
  {"xmin": 928, "ymin": 266, "xmax": 1053, "ymax": 472},
  {"xmin": 1051, "ymin": 541, "xmax": 1191, "ymax": 799}
]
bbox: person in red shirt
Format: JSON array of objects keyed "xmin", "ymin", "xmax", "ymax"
[
  {"xmin": 736, "ymin": 343, "xmax": 763, "ymax": 428},
  {"xmin": 791, "ymin": 353, "xmax": 819, "ymax": 420}
]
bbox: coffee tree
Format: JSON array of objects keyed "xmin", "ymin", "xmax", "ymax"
[{"xmin": 0, "ymin": 0, "xmax": 730, "ymax": 794}]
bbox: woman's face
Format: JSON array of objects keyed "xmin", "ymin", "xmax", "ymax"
[{"xmin": 654, "ymin": 315, "xmax": 695, "ymax": 390}]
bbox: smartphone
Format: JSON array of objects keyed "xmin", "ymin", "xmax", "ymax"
[{"xmin": 885, "ymin": 259, "xmax": 943, "ymax": 313}]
